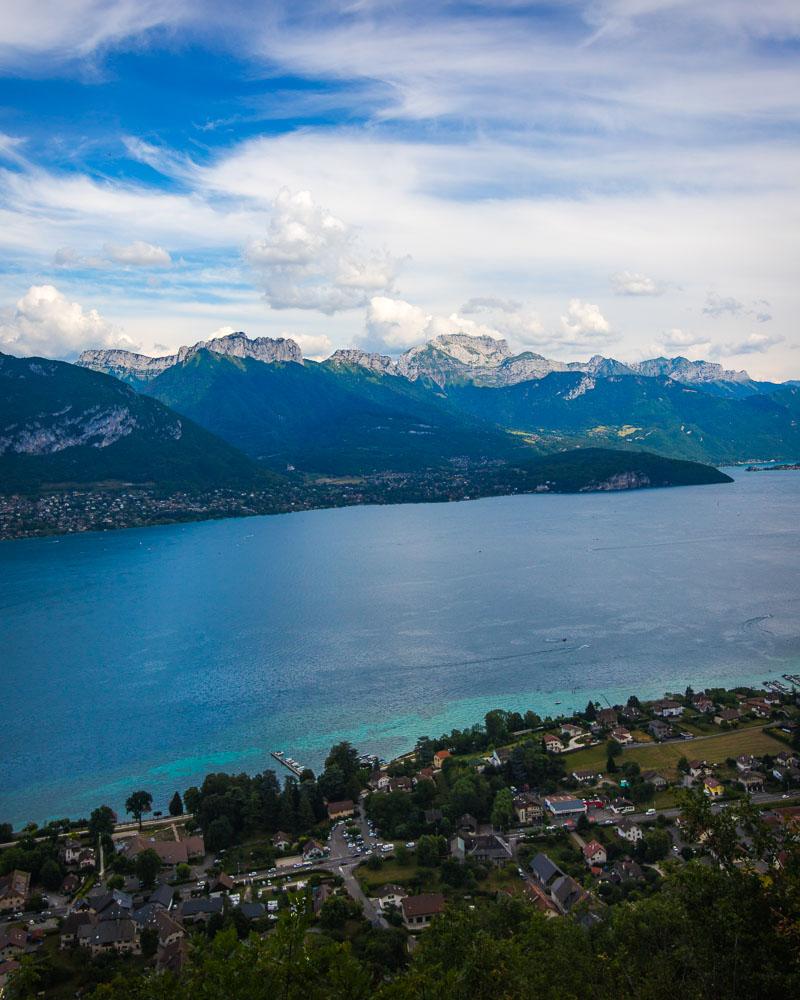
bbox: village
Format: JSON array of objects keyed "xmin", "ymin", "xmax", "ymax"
[{"xmin": 1, "ymin": 680, "xmax": 799, "ymax": 996}]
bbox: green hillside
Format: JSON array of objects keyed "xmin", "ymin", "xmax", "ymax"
[
  {"xmin": 143, "ymin": 350, "xmax": 534, "ymax": 474},
  {"xmin": 0, "ymin": 352, "xmax": 278, "ymax": 493}
]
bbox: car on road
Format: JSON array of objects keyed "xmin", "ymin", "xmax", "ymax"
[
  {"xmin": 405, "ymin": 842, "xmax": 416, "ymax": 849},
  {"xmin": 646, "ymin": 808, "xmax": 656, "ymax": 815}
]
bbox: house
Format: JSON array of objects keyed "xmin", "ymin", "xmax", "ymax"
[
  {"xmin": 0, "ymin": 870, "xmax": 30, "ymax": 912},
  {"xmin": 617, "ymin": 820, "xmax": 643, "ymax": 844},
  {"xmin": 523, "ymin": 882, "xmax": 560, "ymax": 918},
  {"xmin": 560, "ymin": 723, "xmax": 584, "ymax": 739},
  {"xmin": 401, "ymin": 893, "xmax": 445, "ymax": 930},
  {"xmin": 596, "ymin": 708, "xmax": 618, "ymax": 728},
  {"xmin": 450, "ymin": 833, "xmax": 512, "ymax": 865},
  {"xmin": 692, "ymin": 695, "xmax": 715, "ymax": 714},
  {"xmin": 513, "ymin": 793, "xmax": 544, "ymax": 825},
  {"xmin": 543, "ymin": 734, "xmax": 564, "ymax": 753},
  {"xmin": 620, "ymin": 704, "xmax": 643, "ymax": 722},
  {"xmin": 180, "ymin": 897, "xmax": 224, "ymax": 924},
  {"xmin": 582, "ymin": 840, "xmax": 607, "ymax": 866},
  {"xmin": 489, "ymin": 747, "xmax": 512, "ymax": 768},
  {"xmin": 212, "ymin": 873, "xmax": 235, "ymax": 893},
  {"xmin": 77, "ymin": 918, "xmax": 141, "ymax": 957},
  {"xmin": 648, "ymin": 720, "xmax": 672, "ymax": 741},
  {"xmin": 714, "ymin": 708, "xmax": 741, "ymax": 726},
  {"xmin": 773, "ymin": 766, "xmax": 800, "ymax": 785},
  {"xmin": 303, "ymin": 839, "xmax": 326, "ymax": 861},
  {"xmin": 572, "ymin": 769, "xmax": 602, "ymax": 784},
  {"xmin": 652, "ymin": 699, "xmax": 684, "ymax": 718},
  {"xmin": 776, "ymin": 751, "xmax": 800, "ymax": 769},
  {"xmin": 0, "ymin": 927, "xmax": 27, "ymax": 961},
  {"xmin": 311, "ymin": 883, "xmax": 334, "ymax": 917},
  {"xmin": 432, "ymin": 750, "xmax": 452, "ymax": 770},
  {"xmin": 118, "ymin": 834, "xmax": 205, "ymax": 867},
  {"xmin": 327, "ymin": 800, "xmax": 355, "ymax": 820},
  {"xmin": 372, "ymin": 884, "xmax": 406, "ymax": 911},
  {"xmin": 60, "ymin": 840, "xmax": 86, "ymax": 866},
  {"xmin": 703, "ymin": 776, "xmax": 724, "ymax": 798},
  {"xmin": 744, "ymin": 699, "xmax": 772, "ymax": 719},
  {"xmin": 611, "ymin": 727, "xmax": 633, "ymax": 745},
  {"xmin": 688, "ymin": 760, "xmax": 711, "ymax": 779},
  {"xmin": 739, "ymin": 772, "xmax": 766, "ymax": 792},
  {"xmin": 529, "ymin": 853, "xmax": 564, "ymax": 891},
  {"xmin": 611, "ymin": 859, "xmax": 644, "ymax": 883},
  {"xmin": 457, "ymin": 813, "xmax": 478, "ymax": 833},
  {"xmin": 61, "ymin": 874, "xmax": 81, "ymax": 896},
  {"xmin": 550, "ymin": 875, "xmax": 586, "ymax": 915},
  {"xmin": 389, "ymin": 776, "xmax": 412, "ymax": 793},
  {"xmin": 0, "ymin": 960, "xmax": 21, "ymax": 992},
  {"xmin": 272, "ymin": 831, "xmax": 292, "ymax": 850},
  {"xmin": 239, "ymin": 902, "xmax": 267, "ymax": 921},
  {"xmin": 609, "ymin": 798, "xmax": 634, "ymax": 814},
  {"xmin": 641, "ymin": 770, "xmax": 668, "ymax": 791},
  {"xmin": 544, "ymin": 794, "xmax": 587, "ymax": 817},
  {"xmin": 736, "ymin": 754, "xmax": 759, "ymax": 772},
  {"xmin": 415, "ymin": 767, "xmax": 435, "ymax": 784}
]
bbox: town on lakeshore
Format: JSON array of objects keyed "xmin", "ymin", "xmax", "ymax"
[{"xmin": 2, "ymin": 678, "xmax": 799, "ymax": 997}]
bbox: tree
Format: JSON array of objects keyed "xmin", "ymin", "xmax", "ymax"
[
  {"xmin": 140, "ymin": 927, "xmax": 159, "ymax": 958},
  {"xmin": 169, "ymin": 791, "xmax": 184, "ymax": 816},
  {"xmin": 88, "ymin": 805, "xmax": 116, "ymax": 843},
  {"xmin": 39, "ymin": 857, "xmax": 63, "ymax": 891},
  {"xmin": 135, "ymin": 848, "xmax": 162, "ymax": 887},
  {"xmin": 125, "ymin": 790, "xmax": 153, "ymax": 830},
  {"xmin": 176, "ymin": 863, "xmax": 191, "ymax": 882},
  {"xmin": 206, "ymin": 816, "xmax": 234, "ymax": 853},
  {"xmin": 0, "ymin": 823, "xmax": 13, "ymax": 843},
  {"xmin": 490, "ymin": 788, "xmax": 515, "ymax": 832},
  {"xmin": 584, "ymin": 700, "xmax": 597, "ymax": 721},
  {"xmin": 606, "ymin": 754, "xmax": 619, "ymax": 773},
  {"xmin": 325, "ymin": 742, "xmax": 361, "ymax": 782},
  {"xmin": 416, "ymin": 835, "xmax": 447, "ymax": 867},
  {"xmin": 484, "ymin": 709, "xmax": 510, "ymax": 745}
]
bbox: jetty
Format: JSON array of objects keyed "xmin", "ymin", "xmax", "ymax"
[{"xmin": 271, "ymin": 750, "xmax": 305, "ymax": 778}]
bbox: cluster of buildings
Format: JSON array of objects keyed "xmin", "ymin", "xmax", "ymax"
[{"xmin": 370, "ymin": 885, "xmax": 446, "ymax": 930}]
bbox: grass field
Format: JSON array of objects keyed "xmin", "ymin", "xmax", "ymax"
[{"xmin": 565, "ymin": 725, "xmax": 786, "ymax": 779}]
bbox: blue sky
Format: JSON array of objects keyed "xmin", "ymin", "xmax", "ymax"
[{"xmin": 0, "ymin": 1, "xmax": 798, "ymax": 378}]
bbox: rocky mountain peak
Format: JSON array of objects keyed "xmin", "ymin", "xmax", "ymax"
[{"xmin": 326, "ymin": 349, "xmax": 401, "ymax": 376}]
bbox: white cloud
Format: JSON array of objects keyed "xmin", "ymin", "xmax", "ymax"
[
  {"xmin": 716, "ymin": 332, "xmax": 784, "ymax": 356},
  {"xmin": 559, "ymin": 299, "xmax": 612, "ymax": 343},
  {"xmin": 103, "ymin": 240, "xmax": 171, "ymax": 267},
  {"xmin": 0, "ymin": 284, "xmax": 134, "ymax": 359},
  {"xmin": 461, "ymin": 296, "xmax": 523, "ymax": 314},
  {"xmin": 658, "ymin": 328, "xmax": 711, "ymax": 351},
  {"xmin": 611, "ymin": 271, "xmax": 664, "ymax": 296},
  {"xmin": 292, "ymin": 332, "xmax": 334, "ymax": 360},
  {"xmin": 245, "ymin": 189, "xmax": 398, "ymax": 313},
  {"xmin": 703, "ymin": 292, "xmax": 744, "ymax": 317}
]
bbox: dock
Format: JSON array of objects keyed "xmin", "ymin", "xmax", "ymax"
[{"xmin": 271, "ymin": 751, "xmax": 305, "ymax": 778}]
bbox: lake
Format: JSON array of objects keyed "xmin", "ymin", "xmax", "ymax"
[{"xmin": 2, "ymin": 468, "xmax": 799, "ymax": 827}]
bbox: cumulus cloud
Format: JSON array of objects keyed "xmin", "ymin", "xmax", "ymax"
[
  {"xmin": 611, "ymin": 271, "xmax": 664, "ymax": 296},
  {"xmin": 103, "ymin": 240, "xmax": 172, "ymax": 267},
  {"xmin": 0, "ymin": 285, "xmax": 134, "ymax": 359},
  {"xmin": 292, "ymin": 332, "xmax": 334, "ymax": 360},
  {"xmin": 559, "ymin": 299, "xmax": 611, "ymax": 344},
  {"xmin": 361, "ymin": 296, "xmax": 548, "ymax": 354},
  {"xmin": 245, "ymin": 189, "xmax": 398, "ymax": 313},
  {"xmin": 658, "ymin": 328, "xmax": 711, "ymax": 350}
]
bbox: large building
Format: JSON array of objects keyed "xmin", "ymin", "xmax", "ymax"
[{"xmin": 543, "ymin": 794, "xmax": 587, "ymax": 817}]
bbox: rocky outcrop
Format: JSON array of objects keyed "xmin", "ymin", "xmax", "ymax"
[
  {"xmin": 78, "ymin": 333, "xmax": 303, "ymax": 383},
  {"xmin": 326, "ymin": 349, "xmax": 401, "ymax": 376},
  {"xmin": 630, "ymin": 356, "xmax": 751, "ymax": 385},
  {"xmin": 0, "ymin": 404, "xmax": 143, "ymax": 455}
]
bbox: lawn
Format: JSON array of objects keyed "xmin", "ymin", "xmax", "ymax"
[{"xmin": 623, "ymin": 727, "xmax": 785, "ymax": 777}]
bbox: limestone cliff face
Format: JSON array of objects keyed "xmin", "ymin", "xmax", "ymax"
[{"xmin": 78, "ymin": 332, "xmax": 303, "ymax": 383}]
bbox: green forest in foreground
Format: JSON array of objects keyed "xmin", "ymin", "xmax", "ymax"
[{"xmin": 20, "ymin": 846, "xmax": 800, "ymax": 1000}]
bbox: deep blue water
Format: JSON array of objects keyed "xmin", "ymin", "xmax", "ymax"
[{"xmin": 2, "ymin": 469, "xmax": 799, "ymax": 827}]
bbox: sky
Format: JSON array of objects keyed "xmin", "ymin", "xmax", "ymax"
[{"xmin": 0, "ymin": 1, "xmax": 798, "ymax": 379}]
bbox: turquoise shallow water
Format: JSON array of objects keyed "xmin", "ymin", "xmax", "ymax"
[{"xmin": 2, "ymin": 468, "xmax": 799, "ymax": 827}]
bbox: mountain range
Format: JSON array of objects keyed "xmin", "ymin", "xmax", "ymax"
[{"xmin": 77, "ymin": 332, "xmax": 800, "ymax": 470}]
